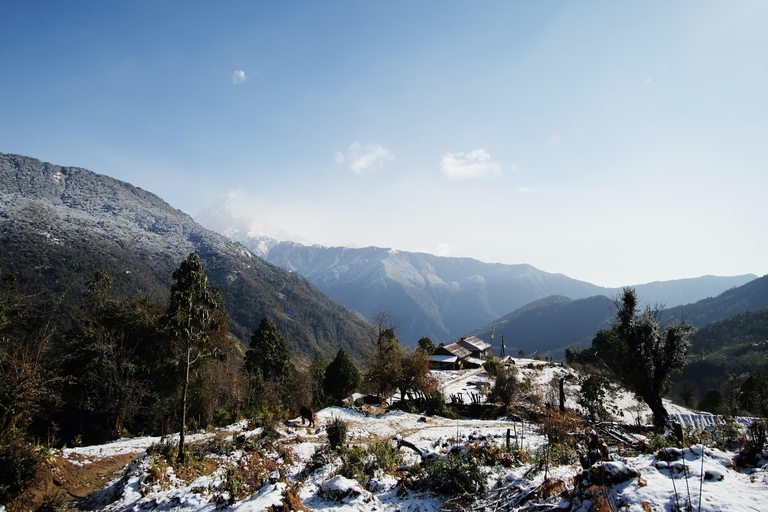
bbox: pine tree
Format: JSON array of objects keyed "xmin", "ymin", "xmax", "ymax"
[
  {"xmin": 324, "ymin": 348, "xmax": 361, "ymax": 403},
  {"xmin": 245, "ymin": 316, "xmax": 294, "ymax": 384},
  {"xmin": 165, "ymin": 253, "xmax": 224, "ymax": 462}
]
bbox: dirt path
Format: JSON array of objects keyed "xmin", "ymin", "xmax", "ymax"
[{"xmin": 13, "ymin": 451, "xmax": 141, "ymax": 511}]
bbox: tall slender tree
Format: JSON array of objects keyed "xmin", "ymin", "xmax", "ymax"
[{"xmin": 165, "ymin": 253, "xmax": 224, "ymax": 462}]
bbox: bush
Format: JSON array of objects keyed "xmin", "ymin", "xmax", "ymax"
[
  {"xmin": 364, "ymin": 440, "xmax": 403, "ymax": 476},
  {"xmin": 578, "ymin": 374, "xmax": 608, "ymax": 422},
  {"xmin": 532, "ymin": 442, "xmax": 578, "ymax": 470},
  {"xmin": 488, "ymin": 366, "xmax": 519, "ymax": 411},
  {"xmin": 540, "ymin": 409, "xmax": 584, "ymax": 445},
  {"xmin": 36, "ymin": 492, "xmax": 66, "ymax": 512},
  {"xmin": 483, "ymin": 359, "xmax": 504, "ymax": 378},
  {"xmin": 706, "ymin": 417, "xmax": 741, "ymax": 451},
  {"xmin": 465, "ymin": 441, "xmax": 516, "ymax": 467},
  {"xmin": 327, "ymin": 416, "xmax": 348, "ymax": 451},
  {"xmin": 424, "ymin": 389, "xmax": 456, "ymax": 418},
  {"xmin": 419, "ymin": 452, "xmax": 486, "ymax": 495},
  {"xmin": 0, "ymin": 439, "xmax": 42, "ymax": 503}
]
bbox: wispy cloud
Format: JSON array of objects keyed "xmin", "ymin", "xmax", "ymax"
[
  {"xmin": 436, "ymin": 243, "xmax": 456, "ymax": 257},
  {"xmin": 440, "ymin": 149, "xmax": 501, "ymax": 180},
  {"xmin": 231, "ymin": 70, "xmax": 247, "ymax": 84},
  {"xmin": 336, "ymin": 142, "xmax": 394, "ymax": 173}
]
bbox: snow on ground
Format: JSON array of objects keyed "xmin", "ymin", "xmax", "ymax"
[{"xmin": 58, "ymin": 360, "xmax": 768, "ymax": 511}]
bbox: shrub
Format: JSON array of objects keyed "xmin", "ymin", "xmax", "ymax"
[
  {"xmin": 338, "ymin": 445, "xmax": 367, "ymax": 483},
  {"xmin": 540, "ymin": 409, "xmax": 584, "ymax": 445},
  {"xmin": 364, "ymin": 440, "xmax": 403, "ymax": 476},
  {"xmin": 327, "ymin": 416, "xmax": 348, "ymax": 451},
  {"xmin": 532, "ymin": 442, "xmax": 578, "ymax": 470},
  {"xmin": 578, "ymin": 374, "xmax": 608, "ymax": 422},
  {"xmin": 706, "ymin": 417, "xmax": 741, "ymax": 451},
  {"xmin": 0, "ymin": 439, "xmax": 42, "ymax": 503},
  {"xmin": 424, "ymin": 389, "xmax": 456, "ymax": 418},
  {"xmin": 36, "ymin": 492, "xmax": 66, "ymax": 512},
  {"xmin": 488, "ymin": 366, "xmax": 519, "ymax": 411},
  {"xmin": 213, "ymin": 407, "xmax": 233, "ymax": 427},
  {"xmin": 483, "ymin": 359, "xmax": 504, "ymax": 378},
  {"xmin": 465, "ymin": 441, "xmax": 516, "ymax": 467},
  {"xmin": 420, "ymin": 452, "xmax": 486, "ymax": 495}
]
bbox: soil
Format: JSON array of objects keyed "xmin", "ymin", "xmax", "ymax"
[{"xmin": 7, "ymin": 452, "xmax": 139, "ymax": 512}]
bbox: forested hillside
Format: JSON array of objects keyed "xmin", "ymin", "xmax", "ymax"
[
  {"xmin": 0, "ymin": 153, "xmax": 373, "ymax": 361},
  {"xmin": 468, "ymin": 295, "xmax": 615, "ymax": 357},
  {"xmin": 661, "ymin": 274, "xmax": 768, "ymax": 327}
]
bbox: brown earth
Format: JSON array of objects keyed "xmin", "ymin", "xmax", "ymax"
[{"xmin": 6, "ymin": 452, "xmax": 139, "ymax": 512}]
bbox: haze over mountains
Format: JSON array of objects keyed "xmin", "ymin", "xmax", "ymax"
[
  {"xmin": 0, "ymin": 153, "xmax": 373, "ymax": 361},
  {"xmin": 196, "ymin": 196, "xmax": 757, "ymax": 345},
  {"xmin": 0, "ymin": 151, "xmax": 760, "ymax": 364}
]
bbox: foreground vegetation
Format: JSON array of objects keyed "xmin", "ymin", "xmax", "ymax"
[{"xmin": 2, "ymin": 254, "xmax": 767, "ymax": 511}]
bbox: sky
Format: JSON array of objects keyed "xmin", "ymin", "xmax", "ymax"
[{"xmin": 1, "ymin": 1, "xmax": 766, "ymax": 288}]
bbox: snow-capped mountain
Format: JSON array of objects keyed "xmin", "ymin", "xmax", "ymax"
[
  {"xmin": 195, "ymin": 198, "xmax": 756, "ymax": 346},
  {"xmin": 194, "ymin": 196, "xmax": 309, "ymax": 257},
  {"xmin": 0, "ymin": 153, "xmax": 373, "ymax": 360}
]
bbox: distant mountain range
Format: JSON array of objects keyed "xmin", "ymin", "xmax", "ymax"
[
  {"xmin": 195, "ymin": 196, "xmax": 757, "ymax": 345},
  {"xmin": 469, "ymin": 274, "xmax": 768, "ymax": 359},
  {"xmin": 3, "ymin": 151, "xmax": 759, "ymax": 366},
  {"xmin": 0, "ymin": 153, "xmax": 373, "ymax": 361}
]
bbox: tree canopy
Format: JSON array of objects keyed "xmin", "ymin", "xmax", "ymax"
[
  {"xmin": 593, "ymin": 287, "xmax": 692, "ymax": 430},
  {"xmin": 324, "ymin": 348, "xmax": 361, "ymax": 403},
  {"xmin": 245, "ymin": 316, "xmax": 294, "ymax": 385},
  {"xmin": 165, "ymin": 253, "xmax": 225, "ymax": 461}
]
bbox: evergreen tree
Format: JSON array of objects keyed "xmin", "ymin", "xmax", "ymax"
[
  {"xmin": 309, "ymin": 356, "xmax": 330, "ymax": 408},
  {"xmin": 245, "ymin": 316, "xmax": 294, "ymax": 384},
  {"xmin": 417, "ymin": 336, "xmax": 436, "ymax": 355},
  {"xmin": 324, "ymin": 348, "xmax": 361, "ymax": 403},
  {"xmin": 593, "ymin": 288, "xmax": 692, "ymax": 430},
  {"xmin": 63, "ymin": 271, "xmax": 162, "ymax": 442},
  {"xmin": 165, "ymin": 253, "xmax": 224, "ymax": 462}
]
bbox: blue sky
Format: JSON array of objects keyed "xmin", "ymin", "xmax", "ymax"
[{"xmin": 2, "ymin": 1, "xmax": 766, "ymax": 287}]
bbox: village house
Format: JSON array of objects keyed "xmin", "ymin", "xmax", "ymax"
[
  {"xmin": 457, "ymin": 335, "xmax": 492, "ymax": 358},
  {"xmin": 430, "ymin": 342, "xmax": 471, "ymax": 370}
]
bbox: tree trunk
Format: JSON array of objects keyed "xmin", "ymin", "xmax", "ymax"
[
  {"xmin": 647, "ymin": 393, "xmax": 670, "ymax": 432},
  {"xmin": 178, "ymin": 345, "xmax": 190, "ymax": 463}
]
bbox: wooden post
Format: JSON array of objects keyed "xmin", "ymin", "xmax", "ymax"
[{"xmin": 559, "ymin": 378, "xmax": 566, "ymax": 412}]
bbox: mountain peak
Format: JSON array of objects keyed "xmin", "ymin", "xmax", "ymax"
[{"xmin": 195, "ymin": 195, "xmax": 310, "ymax": 252}]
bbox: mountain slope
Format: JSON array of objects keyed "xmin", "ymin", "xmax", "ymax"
[
  {"xmin": 259, "ymin": 242, "xmax": 608, "ymax": 344},
  {"xmin": 661, "ymin": 274, "xmax": 768, "ymax": 327},
  {"xmin": 0, "ymin": 153, "xmax": 373, "ymax": 360},
  {"xmin": 469, "ymin": 273, "xmax": 768, "ymax": 360},
  {"xmin": 467, "ymin": 295, "xmax": 616, "ymax": 357},
  {"xmin": 196, "ymin": 197, "xmax": 755, "ymax": 345}
]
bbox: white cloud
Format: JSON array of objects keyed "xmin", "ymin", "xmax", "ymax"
[
  {"xmin": 440, "ymin": 149, "xmax": 501, "ymax": 181},
  {"xmin": 231, "ymin": 70, "xmax": 247, "ymax": 84},
  {"xmin": 519, "ymin": 186, "xmax": 532, "ymax": 194},
  {"xmin": 436, "ymin": 243, "xmax": 456, "ymax": 257},
  {"xmin": 337, "ymin": 141, "xmax": 394, "ymax": 174}
]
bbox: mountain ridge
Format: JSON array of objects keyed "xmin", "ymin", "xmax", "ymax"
[
  {"xmin": 0, "ymin": 152, "xmax": 373, "ymax": 361},
  {"xmin": 196, "ymin": 197, "xmax": 756, "ymax": 344}
]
